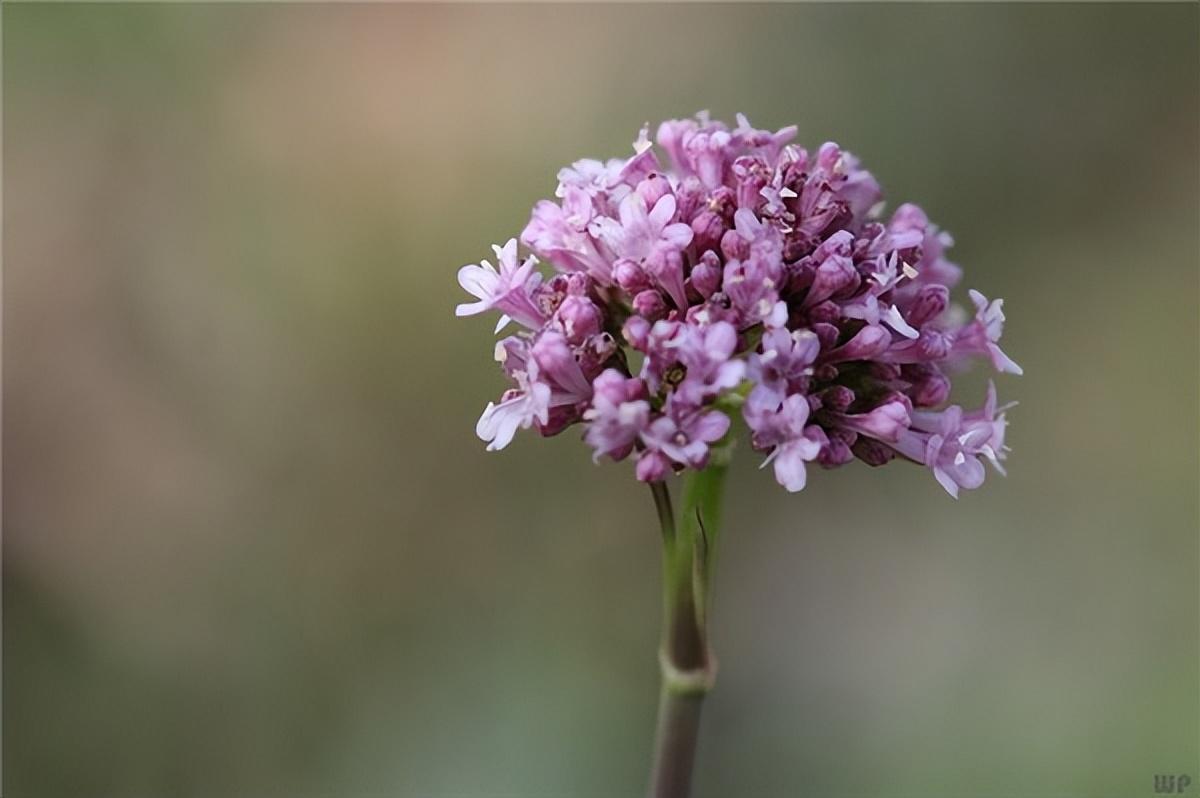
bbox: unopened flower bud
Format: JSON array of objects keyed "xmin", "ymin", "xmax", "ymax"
[
  {"xmin": 852, "ymin": 436, "xmax": 896, "ymax": 467},
  {"xmin": 555, "ymin": 295, "xmax": 603, "ymax": 345},
  {"xmin": 820, "ymin": 385, "xmax": 855, "ymax": 412},
  {"xmin": 813, "ymin": 363, "xmax": 839, "ymax": 382},
  {"xmin": 636, "ymin": 174, "xmax": 671, "ymax": 208},
  {"xmin": 633, "ymin": 289, "xmax": 667, "ymax": 320},
  {"xmin": 812, "ymin": 322, "xmax": 840, "ymax": 350},
  {"xmin": 906, "ymin": 284, "xmax": 949, "ymax": 326},
  {"xmin": 808, "ymin": 300, "xmax": 841, "ymax": 324},
  {"xmin": 720, "ymin": 228, "xmax": 750, "ymax": 261},
  {"xmin": 635, "ymin": 450, "xmax": 670, "ymax": 482},
  {"xmin": 691, "ymin": 211, "xmax": 728, "ymax": 254},
  {"xmin": 689, "ymin": 251, "xmax": 723, "ymax": 299},
  {"xmin": 910, "ymin": 370, "xmax": 951, "ymax": 407},
  {"xmin": 673, "ymin": 176, "xmax": 706, "ymax": 221},
  {"xmin": 614, "ymin": 258, "xmax": 652, "ymax": 293},
  {"xmin": 818, "ymin": 435, "xmax": 855, "ymax": 468},
  {"xmin": 825, "ymin": 324, "xmax": 890, "ymax": 363}
]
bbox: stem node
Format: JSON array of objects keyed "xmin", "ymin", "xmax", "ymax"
[{"xmin": 659, "ymin": 649, "xmax": 718, "ymax": 697}]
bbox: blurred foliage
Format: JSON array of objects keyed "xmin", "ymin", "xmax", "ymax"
[{"xmin": 4, "ymin": 4, "xmax": 1198, "ymax": 796}]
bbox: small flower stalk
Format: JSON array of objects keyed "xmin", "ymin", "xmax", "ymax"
[{"xmin": 457, "ymin": 113, "xmax": 1020, "ymax": 797}]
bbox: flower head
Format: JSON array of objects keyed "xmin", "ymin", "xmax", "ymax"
[{"xmin": 458, "ymin": 114, "xmax": 1020, "ymax": 496}]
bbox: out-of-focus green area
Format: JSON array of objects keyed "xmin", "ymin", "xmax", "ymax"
[{"xmin": 3, "ymin": 4, "xmax": 1197, "ymax": 796}]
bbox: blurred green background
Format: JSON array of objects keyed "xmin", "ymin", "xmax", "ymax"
[{"xmin": 4, "ymin": 4, "xmax": 1197, "ymax": 797}]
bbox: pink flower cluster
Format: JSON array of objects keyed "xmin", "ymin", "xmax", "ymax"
[{"xmin": 458, "ymin": 113, "xmax": 1020, "ymax": 496}]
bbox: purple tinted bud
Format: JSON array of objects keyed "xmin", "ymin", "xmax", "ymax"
[
  {"xmin": 828, "ymin": 399, "xmax": 910, "ymax": 443},
  {"xmin": 538, "ymin": 405, "xmax": 581, "ymax": 437},
  {"xmin": 813, "ymin": 363, "xmax": 839, "ymax": 382},
  {"xmin": 852, "ymin": 436, "xmax": 896, "ymax": 467},
  {"xmin": 811, "ymin": 228, "xmax": 852, "ymax": 262},
  {"xmin": 910, "ymin": 369, "xmax": 951, "ymax": 407},
  {"xmin": 817, "ymin": 435, "xmax": 855, "ymax": 468},
  {"xmin": 555, "ymin": 295, "xmax": 603, "ymax": 345},
  {"xmin": 636, "ymin": 450, "xmax": 671, "ymax": 482},
  {"xmin": 812, "ymin": 323, "xmax": 840, "ymax": 350},
  {"xmin": 808, "ymin": 300, "xmax": 841, "ymax": 324},
  {"xmin": 691, "ymin": 211, "xmax": 728, "ymax": 255},
  {"xmin": 531, "ymin": 331, "xmax": 593, "ymax": 403},
  {"xmin": 645, "ymin": 247, "xmax": 688, "ymax": 309},
  {"xmin": 689, "ymin": 251, "xmax": 723, "ymax": 299},
  {"xmin": 823, "ymin": 324, "xmax": 891, "ymax": 364},
  {"xmin": 917, "ymin": 328, "xmax": 952, "ymax": 360},
  {"xmin": 636, "ymin": 174, "xmax": 671, "ymax": 208},
  {"xmin": 720, "ymin": 228, "xmax": 750, "ymax": 262},
  {"xmin": 816, "ymin": 141, "xmax": 842, "ymax": 172},
  {"xmin": 906, "ymin": 284, "xmax": 949, "ymax": 326},
  {"xmin": 597, "ymin": 369, "xmax": 645, "ymax": 404},
  {"xmin": 805, "ymin": 234, "xmax": 859, "ymax": 306},
  {"xmin": 614, "ymin": 258, "xmax": 652, "ymax": 293},
  {"xmin": 684, "ymin": 128, "xmax": 732, "ymax": 189},
  {"xmin": 828, "ymin": 426, "xmax": 856, "ymax": 446},
  {"xmin": 633, "ymin": 289, "xmax": 667, "ymax": 320},
  {"xmin": 888, "ymin": 202, "xmax": 928, "ymax": 238},
  {"xmin": 820, "ymin": 385, "xmax": 855, "ymax": 412},
  {"xmin": 620, "ymin": 143, "xmax": 661, "ymax": 187},
  {"xmin": 673, "ymin": 176, "xmax": 707, "ymax": 222}
]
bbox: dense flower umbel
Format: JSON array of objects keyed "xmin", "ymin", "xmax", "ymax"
[{"xmin": 458, "ymin": 113, "xmax": 1020, "ymax": 496}]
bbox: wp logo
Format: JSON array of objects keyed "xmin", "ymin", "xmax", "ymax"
[{"xmin": 1155, "ymin": 774, "xmax": 1192, "ymax": 794}]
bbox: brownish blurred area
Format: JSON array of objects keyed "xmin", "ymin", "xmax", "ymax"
[{"xmin": 4, "ymin": 4, "xmax": 1198, "ymax": 796}]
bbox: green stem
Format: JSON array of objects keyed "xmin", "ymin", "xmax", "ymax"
[
  {"xmin": 646, "ymin": 457, "xmax": 730, "ymax": 798},
  {"xmin": 648, "ymin": 689, "xmax": 704, "ymax": 798}
]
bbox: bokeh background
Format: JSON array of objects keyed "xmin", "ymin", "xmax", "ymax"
[{"xmin": 4, "ymin": 4, "xmax": 1198, "ymax": 796}]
